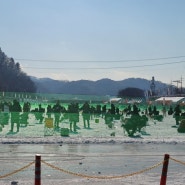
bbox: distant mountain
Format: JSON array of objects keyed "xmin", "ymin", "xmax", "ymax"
[
  {"xmin": 0, "ymin": 48, "xmax": 169, "ymax": 95},
  {"xmin": 31, "ymin": 77, "xmax": 168, "ymax": 96}
]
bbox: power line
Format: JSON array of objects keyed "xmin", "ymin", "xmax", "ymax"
[
  {"xmin": 22, "ymin": 60, "xmax": 185, "ymax": 70},
  {"xmin": 15, "ymin": 55, "xmax": 185, "ymax": 63}
]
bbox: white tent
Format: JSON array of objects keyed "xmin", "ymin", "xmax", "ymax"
[
  {"xmin": 155, "ymin": 97, "xmax": 185, "ymax": 104},
  {"xmin": 109, "ymin": 97, "xmax": 122, "ymax": 103}
]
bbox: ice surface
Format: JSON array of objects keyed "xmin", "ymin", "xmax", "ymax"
[
  {"xmin": 0, "ymin": 112, "xmax": 184, "ymax": 144},
  {"xmin": 0, "ymin": 113, "xmax": 185, "ymax": 185}
]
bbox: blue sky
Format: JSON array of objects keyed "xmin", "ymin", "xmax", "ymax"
[{"xmin": 0, "ymin": 0, "xmax": 185, "ymax": 85}]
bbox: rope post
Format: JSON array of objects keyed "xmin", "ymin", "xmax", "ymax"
[
  {"xmin": 160, "ymin": 154, "xmax": 170, "ymax": 185},
  {"xmin": 35, "ymin": 154, "xmax": 41, "ymax": 185}
]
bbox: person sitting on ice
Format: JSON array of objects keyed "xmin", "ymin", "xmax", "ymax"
[
  {"xmin": 168, "ymin": 106, "xmax": 174, "ymax": 115},
  {"xmin": 153, "ymin": 106, "xmax": 159, "ymax": 115},
  {"xmin": 177, "ymin": 119, "xmax": 185, "ymax": 133},
  {"xmin": 132, "ymin": 104, "xmax": 140, "ymax": 116}
]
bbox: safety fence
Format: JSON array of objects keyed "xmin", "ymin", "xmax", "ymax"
[
  {"xmin": 0, "ymin": 154, "xmax": 184, "ymax": 185},
  {"xmin": 0, "ymin": 91, "xmax": 146, "ymax": 104}
]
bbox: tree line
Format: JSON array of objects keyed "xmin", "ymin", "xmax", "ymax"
[
  {"xmin": 117, "ymin": 87, "xmax": 145, "ymax": 98},
  {"xmin": 0, "ymin": 48, "xmax": 36, "ymax": 93}
]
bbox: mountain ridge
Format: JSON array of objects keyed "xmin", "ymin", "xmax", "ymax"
[{"xmin": 31, "ymin": 77, "xmax": 168, "ymax": 96}]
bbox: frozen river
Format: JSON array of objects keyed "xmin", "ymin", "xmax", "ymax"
[{"xmin": 0, "ymin": 111, "xmax": 185, "ymax": 184}]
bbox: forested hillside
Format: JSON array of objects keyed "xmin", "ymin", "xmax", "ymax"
[{"xmin": 0, "ymin": 48, "xmax": 36, "ymax": 92}]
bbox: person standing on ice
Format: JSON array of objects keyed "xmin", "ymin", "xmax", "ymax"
[
  {"xmin": 68, "ymin": 102, "xmax": 79, "ymax": 132},
  {"xmin": 10, "ymin": 99, "xmax": 22, "ymax": 132},
  {"xmin": 53, "ymin": 100, "xmax": 65, "ymax": 129},
  {"xmin": 174, "ymin": 104, "xmax": 181, "ymax": 125},
  {"xmin": 81, "ymin": 102, "xmax": 91, "ymax": 129}
]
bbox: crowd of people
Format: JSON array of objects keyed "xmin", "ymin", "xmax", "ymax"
[
  {"xmin": 0, "ymin": 100, "xmax": 115, "ymax": 133},
  {"xmin": 0, "ymin": 99, "xmax": 185, "ymax": 135}
]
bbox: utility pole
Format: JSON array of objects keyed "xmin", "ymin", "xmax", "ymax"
[
  {"xmin": 180, "ymin": 76, "xmax": 184, "ymax": 94},
  {"xmin": 173, "ymin": 80, "xmax": 180, "ymax": 88},
  {"xmin": 173, "ymin": 77, "xmax": 184, "ymax": 94},
  {"xmin": 173, "ymin": 80, "xmax": 180, "ymax": 94}
]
